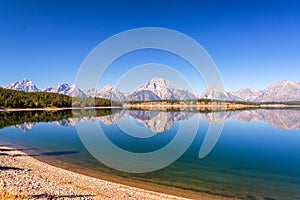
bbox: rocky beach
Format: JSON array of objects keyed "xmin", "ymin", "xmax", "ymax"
[
  {"xmin": 0, "ymin": 145, "xmax": 222, "ymax": 200},
  {"xmin": 0, "ymin": 145, "xmax": 187, "ymax": 200}
]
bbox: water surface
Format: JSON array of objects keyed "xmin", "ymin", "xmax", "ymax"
[{"xmin": 0, "ymin": 109, "xmax": 300, "ymax": 200}]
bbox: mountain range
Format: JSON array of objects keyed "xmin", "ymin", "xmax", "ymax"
[
  {"xmin": 3, "ymin": 78, "xmax": 300, "ymax": 102},
  {"xmin": 45, "ymin": 83, "xmax": 87, "ymax": 98},
  {"xmin": 84, "ymin": 85, "xmax": 127, "ymax": 101}
]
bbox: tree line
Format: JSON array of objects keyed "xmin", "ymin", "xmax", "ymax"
[{"xmin": 0, "ymin": 88, "xmax": 122, "ymax": 108}]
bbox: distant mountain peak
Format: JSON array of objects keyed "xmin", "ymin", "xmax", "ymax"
[
  {"xmin": 147, "ymin": 77, "xmax": 173, "ymax": 90},
  {"xmin": 84, "ymin": 85, "xmax": 125, "ymax": 100},
  {"xmin": 4, "ymin": 78, "xmax": 40, "ymax": 92},
  {"xmin": 45, "ymin": 83, "xmax": 86, "ymax": 97},
  {"xmin": 253, "ymin": 80, "xmax": 300, "ymax": 102},
  {"xmin": 101, "ymin": 85, "xmax": 116, "ymax": 91},
  {"xmin": 21, "ymin": 77, "xmax": 29, "ymax": 82},
  {"xmin": 200, "ymin": 86, "xmax": 243, "ymax": 101},
  {"xmin": 131, "ymin": 77, "xmax": 195, "ymax": 100},
  {"xmin": 232, "ymin": 88, "xmax": 261, "ymax": 101},
  {"xmin": 150, "ymin": 77, "xmax": 172, "ymax": 84}
]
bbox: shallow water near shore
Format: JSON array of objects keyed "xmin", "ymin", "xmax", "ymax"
[{"xmin": 1, "ymin": 109, "xmax": 300, "ymax": 199}]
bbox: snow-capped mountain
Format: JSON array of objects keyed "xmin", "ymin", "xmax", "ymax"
[
  {"xmin": 200, "ymin": 87, "xmax": 243, "ymax": 101},
  {"xmin": 84, "ymin": 85, "xmax": 126, "ymax": 100},
  {"xmin": 129, "ymin": 77, "xmax": 196, "ymax": 101},
  {"xmin": 200, "ymin": 80, "xmax": 300, "ymax": 102},
  {"xmin": 253, "ymin": 80, "xmax": 300, "ymax": 102},
  {"xmin": 128, "ymin": 90, "xmax": 161, "ymax": 101},
  {"xmin": 173, "ymin": 89, "xmax": 196, "ymax": 100},
  {"xmin": 135, "ymin": 78, "xmax": 175, "ymax": 99},
  {"xmin": 44, "ymin": 87, "xmax": 53, "ymax": 92},
  {"xmin": 83, "ymin": 88, "xmax": 97, "ymax": 97},
  {"xmin": 3, "ymin": 78, "xmax": 40, "ymax": 92},
  {"xmin": 45, "ymin": 84, "xmax": 87, "ymax": 98},
  {"xmin": 233, "ymin": 88, "xmax": 261, "ymax": 101},
  {"xmin": 68, "ymin": 85, "xmax": 87, "ymax": 98},
  {"xmin": 45, "ymin": 83, "xmax": 69, "ymax": 94}
]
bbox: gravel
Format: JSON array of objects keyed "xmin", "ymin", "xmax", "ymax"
[{"xmin": 0, "ymin": 145, "xmax": 194, "ymax": 200}]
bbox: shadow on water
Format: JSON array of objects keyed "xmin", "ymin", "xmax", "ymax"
[
  {"xmin": 0, "ymin": 166, "xmax": 24, "ymax": 171},
  {"xmin": 39, "ymin": 151, "xmax": 79, "ymax": 156},
  {"xmin": 0, "ymin": 144, "xmax": 14, "ymax": 147},
  {"xmin": 0, "ymin": 148, "xmax": 15, "ymax": 152},
  {"xmin": 0, "ymin": 108, "xmax": 119, "ymax": 129},
  {"xmin": 10, "ymin": 151, "xmax": 80, "ymax": 157},
  {"xmin": 0, "ymin": 146, "xmax": 79, "ymax": 157},
  {"xmin": 17, "ymin": 147, "xmax": 39, "ymax": 151}
]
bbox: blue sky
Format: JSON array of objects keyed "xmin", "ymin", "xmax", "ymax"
[{"xmin": 0, "ymin": 0, "xmax": 300, "ymax": 93}]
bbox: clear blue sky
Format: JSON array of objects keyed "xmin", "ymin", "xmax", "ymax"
[{"xmin": 1, "ymin": 0, "xmax": 300, "ymax": 93}]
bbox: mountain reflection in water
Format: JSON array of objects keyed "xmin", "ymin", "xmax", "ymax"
[{"xmin": 1, "ymin": 108, "xmax": 300, "ymax": 132}]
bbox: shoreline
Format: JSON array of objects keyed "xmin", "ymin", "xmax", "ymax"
[
  {"xmin": 0, "ymin": 144, "xmax": 224, "ymax": 200},
  {"xmin": 1, "ymin": 103, "xmax": 299, "ymax": 113},
  {"xmin": 124, "ymin": 103, "xmax": 300, "ymax": 111}
]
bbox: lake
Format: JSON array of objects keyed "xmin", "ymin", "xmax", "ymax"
[{"xmin": 1, "ymin": 108, "xmax": 300, "ymax": 200}]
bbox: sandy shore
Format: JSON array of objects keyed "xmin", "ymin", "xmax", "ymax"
[
  {"xmin": 123, "ymin": 103, "xmax": 259, "ymax": 111},
  {"xmin": 0, "ymin": 145, "xmax": 222, "ymax": 200}
]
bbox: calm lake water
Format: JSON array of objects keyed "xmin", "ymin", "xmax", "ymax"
[{"xmin": 1, "ymin": 109, "xmax": 300, "ymax": 200}]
